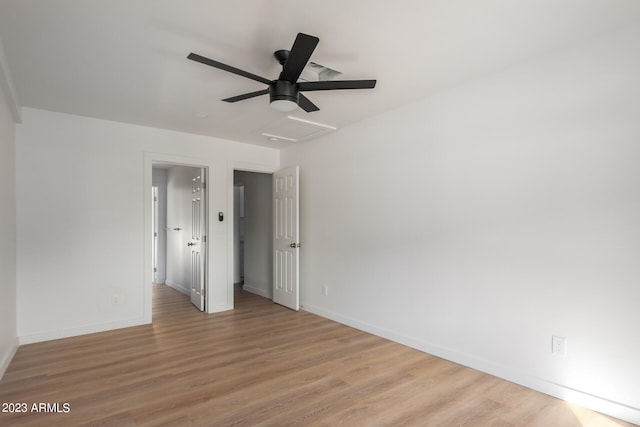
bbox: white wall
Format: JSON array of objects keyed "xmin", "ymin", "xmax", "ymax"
[
  {"xmin": 0, "ymin": 54, "xmax": 18, "ymax": 378},
  {"xmin": 15, "ymin": 108, "xmax": 279, "ymax": 343},
  {"xmin": 165, "ymin": 166, "xmax": 201, "ymax": 295},
  {"xmin": 281, "ymin": 26, "xmax": 640, "ymax": 423},
  {"xmin": 234, "ymin": 171, "xmax": 273, "ymax": 298}
]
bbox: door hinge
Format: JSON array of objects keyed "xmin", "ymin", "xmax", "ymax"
[
  {"xmin": 202, "ymin": 181, "xmax": 206, "ymax": 189},
  {"xmin": 203, "ymin": 235, "xmax": 206, "ymax": 243},
  {"xmin": 154, "ymin": 196, "xmax": 157, "ymax": 202},
  {"xmin": 153, "ymin": 267, "xmax": 157, "ymax": 272},
  {"xmin": 201, "ymin": 287, "xmax": 206, "ymax": 296}
]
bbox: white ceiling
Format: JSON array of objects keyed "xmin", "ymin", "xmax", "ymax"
[{"xmin": 1, "ymin": 0, "xmax": 639, "ymax": 148}]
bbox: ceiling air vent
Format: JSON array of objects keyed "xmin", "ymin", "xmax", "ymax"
[
  {"xmin": 299, "ymin": 62, "xmax": 342, "ymax": 82},
  {"xmin": 261, "ymin": 116, "xmax": 336, "ymax": 142}
]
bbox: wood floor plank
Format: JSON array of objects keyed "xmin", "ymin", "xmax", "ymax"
[{"xmin": 0, "ymin": 284, "xmax": 634, "ymax": 427}]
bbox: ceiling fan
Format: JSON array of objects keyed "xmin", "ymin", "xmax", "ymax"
[{"xmin": 187, "ymin": 33, "xmax": 377, "ymax": 113}]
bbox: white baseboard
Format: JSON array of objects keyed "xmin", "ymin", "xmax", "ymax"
[
  {"xmin": 0, "ymin": 337, "xmax": 19, "ymax": 381},
  {"xmin": 242, "ymin": 283, "xmax": 271, "ymax": 299},
  {"xmin": 301, "ymin": 302, "xmax": 640, "ymax": 425},
  {"xmin": 18, "ymin": 317, "xmax": 147, "ymax": 345},
  {"xmin": 165, "ymin": 280, "xmax": 190, "ymax": 296}
]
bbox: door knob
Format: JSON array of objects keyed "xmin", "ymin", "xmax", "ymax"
[
  {"xmin": 187, "ymin": 242, "xmax": 195, "ymax": 246},
  {"xmin": 289, "ymin": 243, "xmax": 301, "ymax": 248}
]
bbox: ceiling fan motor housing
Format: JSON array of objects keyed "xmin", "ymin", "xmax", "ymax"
[{"xmin": 269, "ymin": 80, "xmax": 299, "ymax": 103}]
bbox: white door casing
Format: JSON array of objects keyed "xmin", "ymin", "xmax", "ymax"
[
  {"xmin": 273, "ymin": 166, "xmax": 300, "ymax": 311},
  {"xmin": 190, "ymin": 169, "xmax": 206, "ymax": 311}
]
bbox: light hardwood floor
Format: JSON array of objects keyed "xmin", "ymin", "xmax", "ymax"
[{"xmin": 0, "ymin": 284, "xmax": 633, "ymax": 427}]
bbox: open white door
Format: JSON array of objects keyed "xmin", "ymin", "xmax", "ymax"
[
  {"xmin": 190, "ymin": 169, "xmax": 206, "ymax": 311},
  {"xmin": 152, "ymin": 186, "xmax": 159, "ymax": 283},
  {"xmin": 273, "ymin": 166, "xmax": 300, "ymax": 311}
]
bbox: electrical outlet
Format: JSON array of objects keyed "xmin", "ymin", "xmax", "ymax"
[
  {"xmin": 552, "ymin": 335, "xmax": 566, "ymax": 356},
  {"xmin": 112, "ymin": 294, "xmax": 122, "ymax": 305},
  {"xmin": 322, "ymin": 284, "xmax": 328, "ymax": 297}
]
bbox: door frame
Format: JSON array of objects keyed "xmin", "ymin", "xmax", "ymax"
[
  {"xmin": 228, "ymin": 161, "xmax": 279, "ymax": 309},
  {"xmin": 144, "ymin": 152, "xmax": 212, "ymax": 322}
]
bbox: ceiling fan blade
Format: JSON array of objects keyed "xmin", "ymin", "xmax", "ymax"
[
  {"xmin": 222, "ymin": 89, "xmax": 269, "ymax": 103},
  {"xmin": 188, "ymin": 53, "xmax": 272, "ymax": 85},
  {"xmin": 299, "ymin": 80, "xmax": 377, "ymax": 91},
  {"xmin": 298, "ymin": 94, "xmax": 320, "ymax": 112},
  {"xmin": 279, "ymin": 33, "xmax": 319, "ymax": 83}
]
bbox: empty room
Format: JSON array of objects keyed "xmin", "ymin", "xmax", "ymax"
[{"xmin": 0, "ymin": 1, "xmax": 639, "ymax": 425}]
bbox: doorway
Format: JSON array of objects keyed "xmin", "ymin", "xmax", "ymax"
[
  {"xmin": 150, "ymin": 162, "xmax": 209, "ymax": 317},
  {"xmin": 233, "ymin": 170, "xmax": 273, "ymax": 300}
]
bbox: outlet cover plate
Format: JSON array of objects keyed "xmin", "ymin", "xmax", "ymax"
[{"xmin": 552, "ymin": 335, "xmax": 566, "ymax": 356}]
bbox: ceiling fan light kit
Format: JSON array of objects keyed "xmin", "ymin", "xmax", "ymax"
[
  {"xmin": 188, "ymin": 33, "xmax": 376, "ymax": 113},
  {"xmin": 270, "ymin": 100, "xmax": 298, "ymax": 112},
  {"xmin": 269, "ymin": 80, "xmax": 299, "ymax": 112}
]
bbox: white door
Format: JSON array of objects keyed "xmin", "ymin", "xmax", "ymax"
[
  {"xmin": 152, "ymin": 186, "xmax": 159, "ymax": 283},
  {"xmin": 273, "ymin": 166, "xmax": 300, "ymax": 310},
  {"xmin": 189, "ymin": 169, "xmax": 206, "ymax": 311}
]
